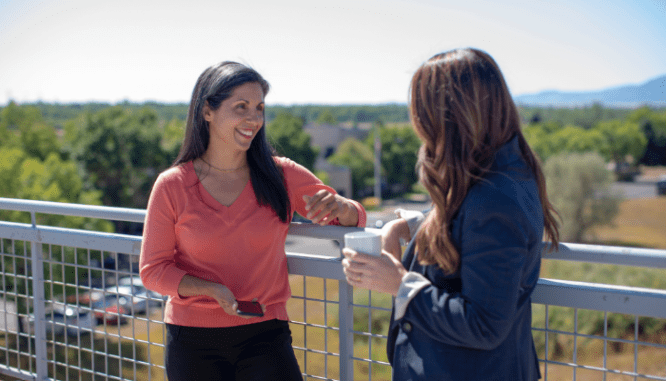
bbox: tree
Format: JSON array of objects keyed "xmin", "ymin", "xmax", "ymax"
[
  {"xmin": 316, "ymin": 110, "xmax": 338, "ymax": 125},
  {"xmin": 0, "ymin": 146, "xmax": 112, "ymax": 319},
  {"xmin": 161, "ymin": 117, "xmax": 185, "ymax": 164},
  {"xmin": 19, "ymin": 121, "xmax": 61, "ymax": 161},
  {"xmin": 593, "ymin": 120, "xmax": 647, "ymax": 165},
  {"xmin": 65, "ymin": 106, "xmax": 169, "ymax": 211},
  {"xmin": 328, "ymin": 138, "xmax": 374, "ymax": 198},
  {"xmin": 544, "ymin": 152, "xmax": 621, "ymax": 243},
  {"xmin": 266, "ymin": 112, "xmax": 319, "ymax": 171},
  {"xmin": 0, "ymin": 113, "xmax": 10, "ymax": 146},
  {"xmin": 1, "ymin": 102, "xmax": 44, "ymax": 149},
  {"xmin": 0, "ymin": 101, "xmax": 42, "ymax": 132},
  {"xmin": 523, "ymin": 119, "xmax": 648, "ymax": 176},
  {"xmin": 0, "ymin": 147, "xmax": 111, "ymax": 231},
  {"xmin": 365, "ymin": 123, "xmax": 420, "ymax": 196},
  {"xmin": 523, "ymin": 122, "xmax": 604, "ymax": 162},
  {"xmin": 629, "ymin": 107, "xmax": 666, "ymax": 165}
]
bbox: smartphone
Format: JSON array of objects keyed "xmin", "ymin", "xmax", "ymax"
[{"xmin": 236, "ymin": 300, "xmax": 264, "ymax": 317}]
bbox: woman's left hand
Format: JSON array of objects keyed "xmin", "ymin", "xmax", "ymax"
[
  {"xmin": 342, "ymin": 248, "xmax": 407, "ymax": 296},
  {"xmin": 303, "ymin": 190, "xmax": 358, "ymax": 226}
]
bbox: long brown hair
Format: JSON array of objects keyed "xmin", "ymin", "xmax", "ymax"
[{"xmin": 410, "ymin": 48, "xmax": 559, "ymax": 273}]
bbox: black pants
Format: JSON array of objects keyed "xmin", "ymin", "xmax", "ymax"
[{"xmin": 165, "ymin": 319, "xmax": 303, "ymax": 381}]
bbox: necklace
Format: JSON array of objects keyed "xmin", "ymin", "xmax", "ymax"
[{"xmin": 199, "ymin": 157, "xmax": 248, "ymax": 173}]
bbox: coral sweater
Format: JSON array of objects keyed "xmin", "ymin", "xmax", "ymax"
[{"xmin": 140, "ymin": 157, "xmax": 366, "ymax": 327}]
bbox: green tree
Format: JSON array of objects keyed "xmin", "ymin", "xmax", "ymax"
[
  {"xmin": 65, "ymin": 106, "xmax": 169, "ymax": 210},
  {"xmin": 628, "ymin": 107, "xmax": 666, "ymax": 165},
  {"xmin": 316, "ymin": 109, "xmax": 338, "ymax": 125},
  {"xmin": 365, "ymin": 123, "xmax": 420, "ymax": 196},
  {"xmin": 328, "ymin": 138, "xmax": 374, "ymax": 198},
  {"xmin": 0, "ymin": 101, "xmax": 64, "ymax": 161},
  {"xmin": 523, "ymin": 122, "xmax": 604, "ymax": 162},
  {"xmin": 1, "ymin": 102, "xmax": 43, "ymax": 149},
  {"xmin": 0, "ymin": 113, "xmax": 10, "ymax": 146},
  {"xmin": 19, "ymin": 121, "xmax": 61, "ymax": 161},
  {"xmin": 0, "ymin": 146, "xmax": 112, "ymax": 319},
  {"xmin": 161, "ymin": 117, "xmax": 185, "ymax": 164},
  {"xmin": 593, "ymin": 120, "xmax": 647, "ymax": 164},
  {"xmin": 0, "ymin": 147, "xmax": 111, "ymax": 231},
  {"xmin": 266, "ymin": 112, "xmax": 319, "ymax": 171},
  {"xmin": 544, "ymin": 152, "xmax": 621, "ymax": 243},
  {"xmin": 0, "ymin": 101, "xmax": 42, "ymax": 131}
]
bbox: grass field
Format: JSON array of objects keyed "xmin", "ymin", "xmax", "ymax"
[
  {"xmin": 591, "ymin": 197, "xmax": 666, "ymax": 249},
  {"xmin": 536, "ymin": 193, "xmax": 666, "ymax": 379}
]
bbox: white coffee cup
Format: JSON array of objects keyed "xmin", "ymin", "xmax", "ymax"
[{"xmin": 344, "ymin": 230, "xmax": 382, "ymax": 256}]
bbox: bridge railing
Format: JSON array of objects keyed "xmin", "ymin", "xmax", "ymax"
[{"xmin": 1, "ymin": 198, "xmax": 665, "ymax": 380}]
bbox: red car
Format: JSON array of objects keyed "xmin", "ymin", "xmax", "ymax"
[{"xmin": 91, "ymin": 295, "xmax": 129, "ymax": 325}]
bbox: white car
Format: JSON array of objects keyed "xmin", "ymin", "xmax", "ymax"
[
  {"xmin": 103, "ymin": 285, "xmax": 163, "ymax": 315},
  {"xmin": 117, "ymin": 275, "xmax": 144, "ymax": 288},
  {"xmin": 25, "ymin": 302, "xmax": 95, "ymax": 337},
  {"xmin": 80, "ymin": 275, "xmax": 165, "ymax": 316},
  {"xmin": 657, "ymin": 175, "xmax": 666, "ymax": 196}
]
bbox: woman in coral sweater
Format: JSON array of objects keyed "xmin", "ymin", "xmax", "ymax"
[{"xmin": 140, "ymin": 62, "xmax": 366, "ymax": 381}]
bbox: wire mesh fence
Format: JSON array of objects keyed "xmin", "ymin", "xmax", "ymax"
[{"xmin": 1, "ymin": 198, "xmax": 666, "ymax": 381}]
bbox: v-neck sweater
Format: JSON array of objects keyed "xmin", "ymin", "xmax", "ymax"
[{"xmin": 140, "ymin": 157, "xmax": 366, "ymax": 327}]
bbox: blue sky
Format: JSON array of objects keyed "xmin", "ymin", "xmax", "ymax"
[{"xmin": 0, "ymin": 0, "xmax": 664, "ymax": 106}]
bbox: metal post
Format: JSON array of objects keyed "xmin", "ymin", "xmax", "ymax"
[
  {"xmin": 338, "ymin": 280, "xmax": 354, "ymax": 381},
  {"xmin": 373, "ymin": 122, "xmax": 382, "ymax": 205},
  {"xmin": 30, "ymin": 212, "xmax": 48, "ymax": 380}
]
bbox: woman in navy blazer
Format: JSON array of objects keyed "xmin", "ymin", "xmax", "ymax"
[{"xmin": 342, "ymin": 48, "xmax": 560, "ymax": 380}]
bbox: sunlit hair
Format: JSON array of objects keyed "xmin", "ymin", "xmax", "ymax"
[
  {"xmin": 410, "ymin": 48, "xmax": 559, "ymax": 273},
  {"xmin": 174, "ymin": 61, "xmax": 290, "ymax": 222}
]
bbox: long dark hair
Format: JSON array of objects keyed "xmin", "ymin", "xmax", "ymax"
[
  {"xmin": 173, "ymin": 61, "xmax": 290, "ymax": 222},
  {"xmin": 410, "ymin": 48, "xmax": 560, "ymax": 273}
]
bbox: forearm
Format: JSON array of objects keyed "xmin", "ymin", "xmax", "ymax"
[
  {"xmin": 177, "ymin": 274, "xmax": 225, "ymax": 298},
  {"xmin": 394, "ymin": 208, "xmax": 426, "ymax": 238},
  {"xmin": 177, "ymin": 274, "xmax": 242, "ymax": 316}
]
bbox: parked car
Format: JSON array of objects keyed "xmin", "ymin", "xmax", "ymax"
[
  {"xmin": 70, "ymin": 276, "xmax": 165, "ymax": 320},
  {"xmin": 78, "ymin": 276, "xmax": 155, "ymax": 304},
  {"xmin": 91, "ymin": 295, "xmax": 129, "ymax": 325},
  {"xmin": 25, "ymin": 302, "xmax": 95, "ymax": 337},
  {"xmin": 103, "ymin": 285, "xmax": 164, "ymax": 315},
  {"xmin": 117, "ymin": 275, "xmax": 143, "ymax": 287},
  {"xmin": 116, "ymin": 276, "xmax": 166, "ymax": 310},
  {"xmin": 658, "ymin": 175, "xmax": 666, "ymax": 196}
]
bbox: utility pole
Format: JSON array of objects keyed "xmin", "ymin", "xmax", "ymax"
[{"xmin": 373, "ymin": 121, "xmax": 382, "ymax": 205}]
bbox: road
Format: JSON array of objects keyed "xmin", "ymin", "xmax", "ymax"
[{"xmin": 610, "ymin": 181, "xmax": 659, "ymax": 199}]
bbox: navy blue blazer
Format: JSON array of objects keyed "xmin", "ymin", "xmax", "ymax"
[{"xmin": 387, "ymin": 136, "xmax": 543, "ymax": 380}]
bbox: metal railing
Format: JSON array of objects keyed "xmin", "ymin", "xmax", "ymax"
[{"xmin": 1, "ymin": 197, "xmax": 666, "ymax": 380}]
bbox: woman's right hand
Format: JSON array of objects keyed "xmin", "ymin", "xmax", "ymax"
[
  {"xmin": 208, "ymin": 284, "xmax": 240, "ymax": 316},
  {"xmin": 178, "ymin": 275, "xmax": 265, "ymax": 319},
  {"xmin": 209, "ymin": 285, "xmax": 266, "ymax": 319}
]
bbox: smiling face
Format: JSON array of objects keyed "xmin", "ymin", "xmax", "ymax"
[{"xmin": 203, "ymin": 82, "xmax": 265, "ymax": 154}]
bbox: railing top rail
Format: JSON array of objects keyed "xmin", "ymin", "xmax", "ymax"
[
  {"xmin": 543, "ymin": 242, "xmax": 666, "ymax": 269},
  {"xmin": 1, "ymin": 197, "xmax": 666, "ymax": 266},
  {"xmin": 0, "ymin": 197, "xmax": 146, "ymax": 223}
]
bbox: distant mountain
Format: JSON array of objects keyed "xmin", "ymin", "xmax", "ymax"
[{"xmin": 514, "ymin": 74, "xmax": 666, "ymax": 108}]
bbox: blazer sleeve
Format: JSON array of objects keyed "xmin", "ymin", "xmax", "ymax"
[
  {"xmin": 280, "ymin": 157, "xmax": 367, "ymax": 227},
  {"xmin": 399, "ymin": 190, "xmax": 532, "ymax": 350}
]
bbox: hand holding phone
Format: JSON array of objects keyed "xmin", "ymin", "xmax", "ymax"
[{"xmin": 236, "ymin": 300, "xmax": 264, "ymax": 317}]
